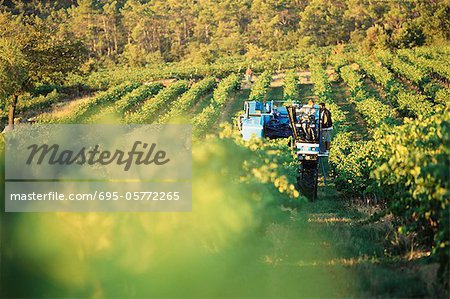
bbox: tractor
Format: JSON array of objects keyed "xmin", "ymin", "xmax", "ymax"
[{"xmin": 238, "ymin": 100, "xmax": 325, "ymax": 201}]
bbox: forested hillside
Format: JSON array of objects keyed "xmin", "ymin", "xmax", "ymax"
[{"xmin": 1, "ymin": 0, "xmax": 449, "ymax": 66}]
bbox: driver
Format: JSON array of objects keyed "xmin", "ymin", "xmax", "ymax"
[{"xmin": 297, "ymin": 99, "xmax": 319, "ymax": 141}]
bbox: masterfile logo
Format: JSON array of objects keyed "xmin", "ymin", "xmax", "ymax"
[
  {"xmin": 26, "ymin": 141, "xmax": 170, "ymax": 171},
  {"xmin": 4, "ymin": 124, "xmax": 192, "ymax": 212},
  {"xmin": 6, "ymin": 124, "xmax": 191, "ymax": 180}
]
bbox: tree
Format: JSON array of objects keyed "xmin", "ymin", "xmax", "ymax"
[
  {"xmin": 120, "ymin": 0, "xmax": 167, "ymax": 63},
  {"xmin": 70, "ymin": 0, "xmax": 111, "ymax": 59},
  {"xmin": 24, "ymin": 17, "xmax": 87, "ymax": 85},
  {"xmin": 0, "ymin": 11, "xmax": 87, "ymax": 128},
  {"xmin": 360, "ymin": 24, "xmax": 389, "ymax": 53},
  {"xmin": 0, "ymin": 39, "xmax": 27, "ymax": 129},
  {"xmin": 344, "ymin": 0, "xmax": 387, "ymax": 43},
  {"xmin": 299, "ymin": 0, "xmax": 351, "ymax": 46},
  {"xmin": 249, "ymin": 0, "xmax": 302, "ymax": 51}
]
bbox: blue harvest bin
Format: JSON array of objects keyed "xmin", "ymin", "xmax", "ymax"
[{"xmin": 242, "ymin": 117, "xmax": 264, "ymax": 140}]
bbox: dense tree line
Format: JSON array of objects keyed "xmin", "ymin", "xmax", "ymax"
[
  {"xmin": 1, "ymin": 0, "xmax": 449, "ymax": 67},
  {"xmin": 0, "ymin": 0, "xmax": 449, "ymax": 127}
]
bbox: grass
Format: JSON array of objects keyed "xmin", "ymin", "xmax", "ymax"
[
  {"xmin": 190, "ymin": 92, "xmax": 214, "ymax": 115},
  {"xmin": 219, "ymin": 88, "xmax": 249, "ymax": 124},
  {"xmin": 293, "ymin": 182, "xmax": 445, "ymax": 298},
  {"xmin": 331, "ymin": 82, "xmax": 369, "ymax": 141}
]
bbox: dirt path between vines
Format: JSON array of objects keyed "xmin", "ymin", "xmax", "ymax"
[
  {"xmin": 219, "ymin": 90, "xmax": 247, "ymax": 124},
  {"xmin": 331, "ymin": 80, "xmax": 369, "ymax": 141}
]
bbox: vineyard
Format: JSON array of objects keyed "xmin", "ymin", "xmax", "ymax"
[{"xmin": 1, "ymin": 45, "xmax": 449, "ymax": 298}]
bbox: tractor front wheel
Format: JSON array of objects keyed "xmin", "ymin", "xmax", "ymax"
[{"xmin": 297, "ymin": 160, "xmax": 318, "ymax": 201}]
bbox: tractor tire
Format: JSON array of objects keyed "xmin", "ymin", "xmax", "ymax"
[{"xmin": 297, "ymin": 160, "xmax": 319, "ymax": 201}]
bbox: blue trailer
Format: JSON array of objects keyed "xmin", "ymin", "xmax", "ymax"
[
  {"xmin": 239, "ymin": 100, "xmax": 292, "ymax": 141},
  {"xmin": 238, "ymin": 100, "xmax": 325, "ymax": 201}
]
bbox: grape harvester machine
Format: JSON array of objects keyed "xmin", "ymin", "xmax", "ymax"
[{"xmin": 238, "ymin": 100, "xmax": 327, "ymax": 201}]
